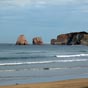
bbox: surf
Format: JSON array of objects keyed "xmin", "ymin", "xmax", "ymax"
[
  {"xmin": 0, "ymin": 59, "xmax": 87, "ymax": 66},
  {"xmin": 56, "ymin": 54, "xmax": 88, "ymax": 58}
]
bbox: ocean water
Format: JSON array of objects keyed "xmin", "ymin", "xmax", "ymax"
[{"xmin": 0, "ymin": 44, "xmax": 88, "ymax": 85}]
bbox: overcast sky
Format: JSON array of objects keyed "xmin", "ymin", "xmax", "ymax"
[{"xmin": 0, "ymin": 0, "xmax": 88, "ymax": 43}]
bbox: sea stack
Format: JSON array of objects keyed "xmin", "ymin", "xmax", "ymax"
[
  {"xmin": 16, "ymin": 35, "xmax": 28, "ymax": 45},
  {"xmin": 51, "ymin": 31, "xmax": 88, "ymax": 45},
  {"xmin": 33, "ymin": 37, "xmax": 43, "ymax": 45}
]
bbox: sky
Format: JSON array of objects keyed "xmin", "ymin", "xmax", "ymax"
[{"xmin": 0, "ymin": 0, "xmax": 88, "ymax": 43}]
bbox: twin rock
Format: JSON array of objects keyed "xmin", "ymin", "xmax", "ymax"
[{"xmin": 16, "ymin": 35, "xmax": 43, "ymax": 45}]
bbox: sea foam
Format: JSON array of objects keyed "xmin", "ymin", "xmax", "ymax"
[
  {"xmin": 0, "ymin": 59, "xmax": 87, "ymax": 66},
  {"xmin": 56, "ymin": 54, "xmax": 88, "ymax": 58}
]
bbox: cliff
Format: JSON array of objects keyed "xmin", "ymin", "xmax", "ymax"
[{"xmin": 51, "ymin": 31, "xmax": 88, "ymax": 45}]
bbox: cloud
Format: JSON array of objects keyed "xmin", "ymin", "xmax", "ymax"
[
  {"xmin": 0, "ymin": 0, "xmax": 88, "ymax": 9},
  {"xmin": 0, "ymin": 0, "xmax": 47, "ymax": 8},
  {"xmin": 0, "ymin": 0, "xmax": 31, "ymax": 8}
]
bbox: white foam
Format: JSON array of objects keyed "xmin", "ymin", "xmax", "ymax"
[
  {"xmin": 56, "ymin": 54, "xmax": 88, "ymax": 58},
  {"xmin": 0, "ymin": 69, "xmax": 16, "ymax": 72},
  {"xmin": 0, "ymin": 59, "xmax": 87, "ymax": 66}
]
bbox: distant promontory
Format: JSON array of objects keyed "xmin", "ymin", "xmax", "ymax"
[{"xmin": 51, "ymin": 31, "xmax": 88, "ymax": 45}]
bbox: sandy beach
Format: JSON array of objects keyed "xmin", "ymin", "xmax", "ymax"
[{"xmin": 0, "ymin": 78, "xmax": 88, "ymax": 88}]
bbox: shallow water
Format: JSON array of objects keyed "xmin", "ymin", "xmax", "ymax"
[{"xmin": 0, "ymin": 44, "xmax": 88, "ymax": 85}]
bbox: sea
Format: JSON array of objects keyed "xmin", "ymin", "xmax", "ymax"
[{"xmin": 0, "ymin": 44, "xmax": 88, "ymax": 85}]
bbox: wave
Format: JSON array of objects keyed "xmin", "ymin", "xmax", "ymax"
[
  {"xmin": 1, "ymin": 53, "xmax": 88, "ymax": 60},
  {"xmin": 56, "ymin": 54, "xmax": 88, "ymax": 58},
  {"xmin": 15, "ymin": 51, "xmax": 47, "ymax": 54},
  {"xmin": 0, "ymin": 59, "xmax": 87, "ymax": 66},
  {"xmin": 0, "ymin": 66, "xmax": 88, "ymax": 72},
  {"xmin": 0, "ymin": 70, "xmax": 15, "ymax": 72},
  {"xmin": 0, "ymin": 55, "xmax": 53, "ymax": 60},
  {"xmin": 0, "ymin": 57, "xmax": 29, "ymax": 60}
]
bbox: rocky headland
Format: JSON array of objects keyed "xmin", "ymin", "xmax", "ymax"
[{"xmin": 51, "ymin": 31, "xmax": 88, "ymax": 45}]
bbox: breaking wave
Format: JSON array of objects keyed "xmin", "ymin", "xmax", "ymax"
[
  {"xmin": 0, "ymin": 59, "xmax": 87, "ymax": 66},
  {"xmin": 56, "ymin": 54, "xmax": 88, "ymax": 58}
]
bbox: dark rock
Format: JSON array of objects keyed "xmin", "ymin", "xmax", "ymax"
[
  {"xmin": 33, "ymin": 37, "xmax": 43, "ymax": 45},
  {"xmin": 51, "ymin": 31, "xmax": 88, "ymax": 45},
  {"xmin": 57, "ymin": 34, "xmax": 69, "ymax": 45},
  {"xmin": 51, "ymin": 39, "xmax": 57, "ymax": 45},
  {"xmin": 43, "ymin": 68, "xmax": 49, "ymax": 70},
  {"xmin": 81, "ymin": 34, "xmax": 88, "ymax": 45},
  {"xmin": 16, "ymin": 35, "xmax": 28, "ymax": 45}
]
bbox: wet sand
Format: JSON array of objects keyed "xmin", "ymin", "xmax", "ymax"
[{"xmin": 0, "ymin": 78, "xmax": 88, "ymax": 88}]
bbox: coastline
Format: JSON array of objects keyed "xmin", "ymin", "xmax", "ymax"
[{"xmin": 0, "ymin": 78, "xmax": 88, "ymax": 88}]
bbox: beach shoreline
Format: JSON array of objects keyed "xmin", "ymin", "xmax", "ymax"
[{"xmin": 0, "ymin": 78, "xmax": 88, "ymax": 88}]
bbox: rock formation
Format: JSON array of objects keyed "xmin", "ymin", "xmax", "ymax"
[
  {"xmin": 51, "ymin": 39, "xmax": 57, "ymax": 45},
  {"xmin": 81, "ymin": 34, "xmax": 88, "ymax": 45},
  {"xmin": 51, "ymin": 31, "xmax": 88, "ymax": 45},
  {"xmin": 16, "ymin": 35, "xmax": 28, "ymax": 45},
  {"xmin": 33, "ymin": 37, "xmax": 43, "ymax": 45}
]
